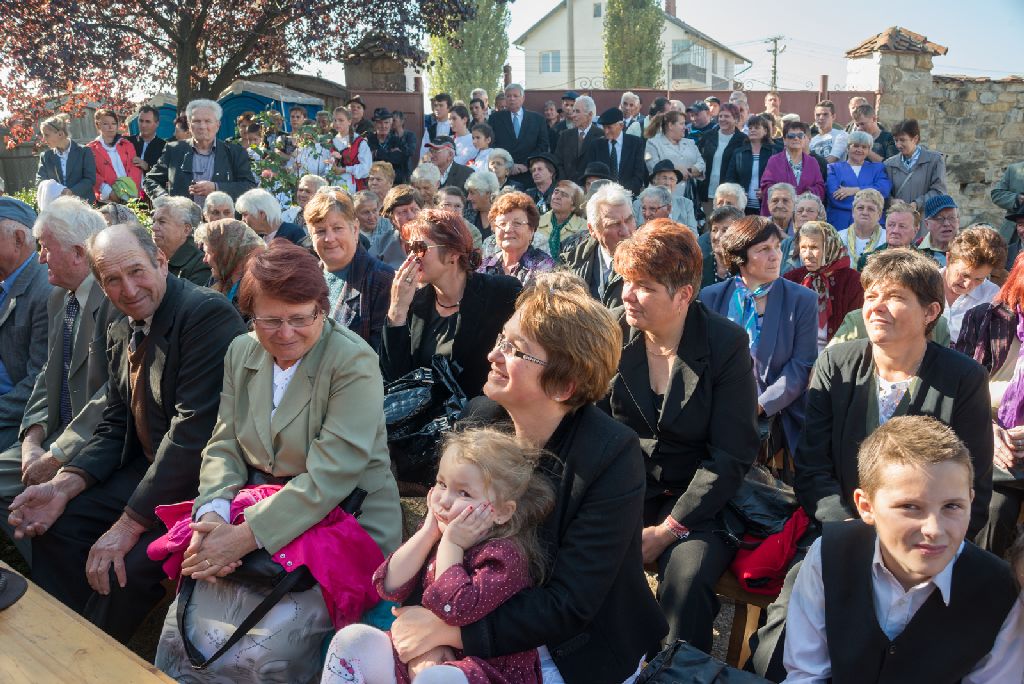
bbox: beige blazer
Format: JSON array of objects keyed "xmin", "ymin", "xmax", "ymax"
[{"xmin": 194, "ymin": 318, "xmax": 401, "ymax": 555}]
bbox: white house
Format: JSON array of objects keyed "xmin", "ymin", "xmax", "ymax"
[{"xmin": 513, "ymin": 0, "xmax": 750, "ymax": 90}]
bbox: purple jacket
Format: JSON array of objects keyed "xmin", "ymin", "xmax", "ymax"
[{"xmin": 759, "ymin": 151, "xmax": 826, "ymax": 216}]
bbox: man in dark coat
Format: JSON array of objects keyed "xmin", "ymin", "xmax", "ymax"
[
  {"xmin": 151, "ymin": 196, "xmax": 212, "ymax": 286},
  {"xmin": 426, "ymin": 137, "xmax": 474, "ymax": 191},
  {"xmin": 366, "ymin": 108, "xmax": 411, "ymax": 185},
  {"xmin": 10, "ymin": 224, "xmax": 246, "ymax": 643},
  {"xmin": 555, "ymin": 95, "xmax": 603, "ymax": 187},
  {"xmin": 125, "ymin": 105, "xmax": 166, "ymax": 175},
  {"xmin": 584, "ymin": 108, "xmax": 647, "ymax": 196},
  {"xmin": 488, "ymin": 84, "xmax": 549, "ymax": 187}
]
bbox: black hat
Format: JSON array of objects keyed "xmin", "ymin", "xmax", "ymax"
[
  {"xmin": 704, "ymin": 96, "xmax": 721, "ymax": 105},
  {"xmin": 686, "ymin": 100, "xmax": 710, "ymax": 113},
  {"xmin": 425, "ymin": 135, "xmax": 456, "ymax": 151},
  {"xmin": 579, "ymin": 161, "xmax": 614, "ymax": 184},
  {"xmin": 562, "ymin": 91, "xmax": 580, "ymax": 101},
  {"xmin": 345, "ymin": 95, "xmax": 366, "ymax": 107},
  {"xmin": 371, "ymin": 107, "xmax": 393, "ymax": 122},
  {"xmin": 527, "ymin": 152, "xmax": 560, "ymax": 178},
  {"xmin": 648, "ymin": 159, "xmax": 684, "ymax": 184},
  {"xmin": 596, "ymin": 108, "xmax": 624, "ymax": 126},
  {"xmin": 0, "ymin": 568, "xmax": 27, "ymax": 611},
  {"xmin": 1006, "ymin": 207, "xmax": 1024, "ymax": 223}
]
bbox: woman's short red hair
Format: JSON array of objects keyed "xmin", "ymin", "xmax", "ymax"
[{"xmin": 237, "ymin": 239, "xmax": 330, "ymax": 316}]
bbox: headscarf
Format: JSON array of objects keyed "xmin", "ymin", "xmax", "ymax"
[
  {"xmin": 36, "ymin": 179, "xmax": 65, "ymax": 211},
  {"xmin": 998, "ymin": 312, "xmax": 1024, "ymax": 430},
  {"xmin": 799, "ymin": 221, "xmax": 851, "ymax": 331},
  {"xmin": 194, "ymin": 219, "xmax": 265, "ymax": 294},
  {"xmin": 729, "ymin": 276, "xmax": 774, "ymax": 351}
]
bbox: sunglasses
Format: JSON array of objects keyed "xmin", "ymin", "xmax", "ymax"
[
  {"xmin": 785, "ymin": 133, "xmax": 806, "ymax": 140},
  {"xmin": 404, "ymin": 240, "xmax": 441, "ymax": 256}
]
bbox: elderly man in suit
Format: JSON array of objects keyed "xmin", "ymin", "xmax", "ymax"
[
  {"xmin": 0, "ymin": 198, "xmax": 53, "ymax": 453},
  {"xmin": 488, "ymin": 83, "xmax": 549, "ymax": 187},
  {"xmin": 9, "ymin": 224, "xmax": 246, "ymax": 642},
  {"xmin": 561, "ymin": 182, "xmax": 637, "ymax": 308},
  {"xmin": 424, "ymin": 137, "xmax": 474, "ymax": 190},
  {"xmin": 0, "ymin": 198, "xmax": 116, "ymax": 566},
  {"xmin": 555, "ymin": 95, "xmax": 603, "ymax": 187},
  {"xmin": 584, "ymin": 108, "xmax": 648, "ymax": 196},
  {"xmin": 143, "ymin": 99, "xmax": 257, "ymax": 206},
  {"xmin": 125, "ymin": 105, "xmax": 166, "ymax": 175},
  {"xmin": 151, "ymin": 196, "xmax": 212, "ymax": 286}
]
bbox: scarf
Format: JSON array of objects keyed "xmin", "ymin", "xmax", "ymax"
[
  {"xmin": 845, "ymin": 224, "xmax": 882, "ymax": 258},
  {"xmin": 729, "ymin": 276, "xmax": 774, "ymax": 351},
  {"xmin": 548, "ymin": 212, "xmax": 572, "ymax": 256},
  {"xmin": 802, "ymin": 226, "xmax": 850, "ymax": 332},
  {"xmin": 901, "ymin": 146, "xmax": 922, "ymax": 173},
  {"xmin": 997, "ymin": 310, "xmax": 1024, "ymax": 429}
]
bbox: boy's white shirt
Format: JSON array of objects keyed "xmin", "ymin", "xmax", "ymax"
[{"xmin": 783, "ymin": 536, "xmax": 1024, "ymax": 684}]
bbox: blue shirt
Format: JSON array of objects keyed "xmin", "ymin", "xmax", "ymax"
[{"xmin": 0, "ymin": 254, "xmax": 37, "ymax": 394}]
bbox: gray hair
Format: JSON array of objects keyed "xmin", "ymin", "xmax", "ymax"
[
  {"xmin": 488, "ymin": 148, "xmax": 513, "ymax": 168},
  {"xmin": 638, "ymin": 185, "xmax": 672, "ymax": 206},
  {"xmin": 709, "ymin": 205, "xmax": 745, "ymax": 225},
  {"xmin": 87, "ymin": 223, "xmax": 161, "ymax": 280},
  {"xmin": 465, "ymin": 170, "xmax": 501, "ymax": 196},
  {"xmin": 33, "ymin": 196, "xmax": 105, "ymax": 248},
  {"xmin": 204, "ymin": 190, "xmax": 234, "ymax": 214},
  {"xmin": 98, "ymin": 203, "xmax": 141, "ymax": 227},
  {"xmin": 411, "ymin": 163, "xmax": 442, "ymax": 185},
  {"xmin": 847, "ymin": 130, "xmax": 873, "ymax": 148},
  {"xmin": 768, "ymin": 182, "xmax": 797, "ymax": 204},
  {"xmin": 505, "ymin": 83, "xmax": 525, "ymax": 96},
  {"xmin": 236, "ymin": 188, "xmax": 282, "ymax": 228},
  {"xmin": 471, "ymin": 88, "xmax": 488, "ymax": 101},
  {"xmin": 185, "ymin": 99, "xmax": 222, "ymax": 122},
  {"xmin": 715, "ymin": 182, "xmax": 748, "ymax": 211},
  {"xmin": 298, "ymin": 174, "xmax": 329, "ymax": 191},
  {"xmin": 620, "ymin": 91, "xmax": 639, "ymax": 106},
  {"xmin": 795, "ymin": 192, "xmax": 827, "ymax": 219},
  {"xmin": 576, "ymin": 95, "xmax": 596, "ymax": 115},
  {"xmin": 586, "ymin": 182, "xmax": 633, "ymax": 226},
  {"xmin": 153, "ymin": 195, "xmax": 201, "ymax": 228},
  {"xmin": 353, "ymin": 190, "xmax": 381, "ymax": 207}
]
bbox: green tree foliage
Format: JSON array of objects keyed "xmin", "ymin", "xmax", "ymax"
[
  {"xmin": 603, "ymin": 0, "xmax": 664, "ymax": 89},
  {"xmin": 427, "ymin": 0, "xmax": 511, "ymax": 103}
]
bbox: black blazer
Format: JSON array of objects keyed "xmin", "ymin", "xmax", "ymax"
[
  {"xmin": 555, "ymin": 125, "xmax": 604, "ymax": 186},
  {"xmin": 698, "ymin": 130, "xmax": 748, "ymax": 201},
  {"xmin": 600, "ymin": 303, "xmax": 760, "ymax": 529},
  {"xmin": 66, "ymin": 276, "xmax": 247, "ymax": 526},
  {"xmin": 487, "ymin": 109, "xmax": 549, "ymax": 168},
  {"xmin": 273, "ymin": 221, "xmax": 308, "ymax": 246},
  {"xmin": 441, "ymin": 161, "xmax": 474, "ymax": 191},
  {"xmin": 368, "ymin": 133, "xmax": 411, "ymax": 184},
  {"xmin": 723, "ymin": 140, "xmax": 780, "ymax": 192},
  {"xmin": 584, "ymin": 134, "xmax": 647, "ymax": 196},
  {"xmin": 36, "ymin": 141, "xmax": 97, "ymax": 202},
  {"xmin": 562, "ymin": 235, "xmax": 624, "ymax": 308},
  {"xmin": 126, "ymin": 134, "xmax": 167, "ymax": 171},
  {"xmin": 459, "ymin": 398, "xmax": 669, "ymax": 682},
  {"xmin": 794, "ymin": 339, "xmax": 993, "ymax": 537},
  {"xmin": 380, "ymin": 272, "xmax": 521, "ymax": 398},
  {"xmin": 143, "ymin": 139, "xmax": 257, "ymax": 201}
]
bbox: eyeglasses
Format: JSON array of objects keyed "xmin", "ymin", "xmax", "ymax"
[
  {"xmin": 404, "ymin": 240, "xmax": 441, "ymax": 256},
  {"xmin": 494, "ymin": 332, "xmax": 547, "ymax": 366},
  {"xmin": 929, "ymin": 215, "xmax": 959, "ymax": 225},
  {"xmin": 252, "ymin": 309, "xmax": 321, "ymax": 331},
  {"xmin": 641, "ymin": 204, "xmax": 670, "ymax": 214},
  {"xmin": 494, "ymin": 218, "xmax": 530, "ymax": 231},
  {"xmin": 785, "ymin": 133, "xmax": 805, "ymax": 140}
]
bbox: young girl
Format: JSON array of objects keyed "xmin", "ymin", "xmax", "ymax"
[
  {"xmin": 467, "ymin": 123, "xmax": 494, "ymax": 170},
  {"xmin": 321, "ymin": 428, "xmax": 555, "ymax": 684},
  {"xmin": 321, "ymin": 106, "xmax": 372, "ymax": 193},
  {"xmin": 449, "ymin": 105, "xmax": 475, "ymax": 166}
]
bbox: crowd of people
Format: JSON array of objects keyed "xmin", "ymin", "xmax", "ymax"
[{"xmin": 0, "ymin": 81, "xmax": 1022, "ymax": 684}]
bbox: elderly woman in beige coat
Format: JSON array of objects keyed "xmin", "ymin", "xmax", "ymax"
[{"xmin": 155, "ymin": 240, "xmax": 401, "ymax": 683}]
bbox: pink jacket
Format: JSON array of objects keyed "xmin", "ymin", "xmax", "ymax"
[
  {"xmin": 758, "ymin": 151, "xmax": 826, "ymax": 215},
  {"xmin": 146, "ymin": 484, "xmax": 384, "ymax": 629}
]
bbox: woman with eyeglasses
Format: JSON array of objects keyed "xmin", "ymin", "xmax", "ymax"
[
  {"xmin": 759, "ymin": 120, "xmax": 826, "ymax": 216},
  {"xmin": 478, "ymin": 191, "xmax": 556, "ymax": 285},
  {"xmin": 383, "ymin": 208, "xmax": 521, "ymax": 398},
  {"xmin": 155, "ymin": 240, "xmax": 402, "ymax": 682},
  {"xmin": 386, "ymin": 271, "xmax": 668, "ymax": 683}
]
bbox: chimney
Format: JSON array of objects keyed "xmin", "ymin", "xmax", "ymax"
[{"xmin": 665, "ymin": 0, "xmax": 676, "ymax": 16}]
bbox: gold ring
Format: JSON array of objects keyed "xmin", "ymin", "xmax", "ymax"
[
  {"xmin": 405, "ymin": 277, "xmax": 413, "ymax": 283},
  {"xmin": 205, "ymin": 559, "xmax": 212, "ymax": 569}
]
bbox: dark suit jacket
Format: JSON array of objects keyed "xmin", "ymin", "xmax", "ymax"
[
  {"xmin": 488, "ymin": 109, "xmax": 549, "ymax": 183},
  {"xmin": 794, "ymin": 339, "xmax": 992, "ymax": 537},
  {"xmin": 562, "ymin": 235, "xmax": 624, "ymax": 308},
  {"xmin": 723, "ymin": 140, "xmax": 780, "ymax": 194},
  {"xmin": 600, "ymin": 303, "xmax": 760, "ymax": 530},
  {"xmin": 441, "ymin": 161, "xmax": 474, "ymax": 191},
  {"xmin": 698, "ymin": 129, "xmax": 749, "ymax": 201},
  {"xmin": 36, "ymin": 142, "xmax": 97, "ymax": 203},
  {"xmin": 273, "ymin": 221, "xmax": 308, "ymax": 247},
  {"xmin": 459, "ymin": 398, "xmax": 668, "ymax": 681},
  {"xmin": 167, "ymin": 236, "xmax": 212, "ymax": 287},
  {"xmin": 555, "ymin": 125, "xmax": 604, "ymax": 186},
  {"xmin": 380, "ymin": 273, "xmax": 521, "ymax": 399},
  {"xmin": 0, "ymin": 257, "xmax": 53, "ymax": 440},
  {"xmin": 699, "ymin": 277, "xmax": 818, "ymax": 456},
  {"xmin": 126, "ymin": 134, "xmax": 166, "ymax": 171},
  {"xmin": 143, "ymin": 139, "xmax": 257, "ymax": 201},
  {"xmin": 66, "ymin": 276, "xmax": 247, "ymax": 526},
  {"xmin": 584, "ymin": 134, "xmax": 647, "ymax": 196},
  {"xmin": 368, "ymin": 133, "xmax": 411, "ymax": 184}
]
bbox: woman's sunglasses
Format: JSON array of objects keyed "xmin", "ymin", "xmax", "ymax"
[{"xmin": 404, "ymin": 240, "xmax": 440, "ymax": 256}]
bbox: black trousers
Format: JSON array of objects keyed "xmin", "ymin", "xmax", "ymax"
[
  {"xmin": 32, "ymin": 456, "xmax": 167, "ymax": 644},
  {"xmin": 977, "ymin": 482, "xmax": 1024, "ymax": 559},
  {"xmin": 644, "ymin": 496, "xmax": 736, "ymax": 655}
]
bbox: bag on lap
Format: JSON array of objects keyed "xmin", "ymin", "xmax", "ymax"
[{"xmin": 637, "ymin": 640, "xmax": 772, "ymax": 683}]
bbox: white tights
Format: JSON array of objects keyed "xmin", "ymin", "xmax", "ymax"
[{"xmin": 321, "ymin": 624, "xmax": 470, "ymax": 684}]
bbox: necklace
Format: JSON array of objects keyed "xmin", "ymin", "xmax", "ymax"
[
  {"xmin": 437, "ymin": 299, "xmax": 461, "ymax": 309},
  {"xmin": 646, "ymin": 348, "xmax": 675, "ymax": 358}
]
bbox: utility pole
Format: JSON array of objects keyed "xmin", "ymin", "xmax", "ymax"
[
  {"xmin": 566, "ymin": 0, "xmax": 575, "ymax": 89},
  {"xmin": 765, "ymin": 35, "xmax": 786, "ymax": 91}
]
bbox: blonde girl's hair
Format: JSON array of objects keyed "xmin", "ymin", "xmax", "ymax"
[
  {"xmin": 40, "ymin": 113, "xmax": 71, "ymax": 136},
  {"xmin": 441, "ymin": 428, "xmax": 556, "ymax": 583}
]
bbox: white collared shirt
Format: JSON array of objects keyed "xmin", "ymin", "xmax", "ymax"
[
  {"xmin": 55, "ymin": 144, "xmax": 72, "ymax": 181},
  {"xmin": 783, "ymin": 537, "xmax": 1024, "ymax": 684},
  {"xmin": 941, "ymin": 272, "xmax": 999, "ymax": 345}
]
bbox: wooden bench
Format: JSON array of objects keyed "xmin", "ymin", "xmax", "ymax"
[
  {"xmin": 715, "ymin": 570, "xmax": 774, "ymax": 669},
  {"xmin": 0, "ymin": 561, "xmax": 175, "ymax": 683}
]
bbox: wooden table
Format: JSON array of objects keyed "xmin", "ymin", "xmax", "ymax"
[{"xmin": 0, "ymin": 561, "xmax": 174, "ymax": 683}]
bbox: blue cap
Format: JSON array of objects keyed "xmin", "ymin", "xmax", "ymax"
[
  {"xmin": 923, "ymin": 194, "xmax": 957, "ymax": 219},
  {"xmin": 562, "ymin": 91, "xmax": 580, "ymax": 101},
  {"xmin": 0, "ymin": 197, "xmax": 37, "ymax": 229}
]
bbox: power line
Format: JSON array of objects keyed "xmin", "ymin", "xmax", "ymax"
[{"xmin": 765, "ymin": 35, "xmax": 786, "ymax": 91}]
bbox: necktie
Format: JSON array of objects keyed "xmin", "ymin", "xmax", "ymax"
[
  {"xmin": 513, "ymin": 111, "xmax": 521, "ymax": 138},
  {"xmin": 578, "ymin": 128, "xmax": 586, "ymax": 153},
  {"xmin": 129, "ymin": 319, "xmax": 146, "ymax": 354},
  {"xmin": 610, "ymin": 139, "xmax": 619, "ymax": 175},
  {"xmin": 59, "ymin": 294, "xmax": 80, "ymax": 427}
]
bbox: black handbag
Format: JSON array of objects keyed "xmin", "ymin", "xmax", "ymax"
[
  {"xmin": 637, "ymin": 641, "xmax": 772, "ymax": 684},
  {"xmin": 384, "ymin": 355, "xmax": 467, "ymax": 486},
  {"xmin": 721, "ymin": 465, "xmax": 799, "ymax": 549},
  {"xmin": 176, "ymin": 486, "xmax": 367, "ymax": 670}
]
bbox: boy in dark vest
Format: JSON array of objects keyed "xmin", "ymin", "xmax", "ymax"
[{"xmin": 783, "ymin": 415, "xmax": 1023, "ymax": 683}]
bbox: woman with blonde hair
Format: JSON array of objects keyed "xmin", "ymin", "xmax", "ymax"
[
  {"xmin": 36, "ymin": 113, "xmax": 97, "ymax": 203},
  {"xmin": 836, "ymin": 187, "xmax": 886, "ymax": 266},
  {"xmin": 643, "ymin": 111, "xmax": 705, "ymax": 180}
]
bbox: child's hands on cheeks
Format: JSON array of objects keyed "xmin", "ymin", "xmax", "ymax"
[
  {"xmin": 441, "ymin": 502, "xmax": 496, "ymax": 550},
  {"xmin": 418, "ymin": 487, "xmax": 442, "ymax": 542}
]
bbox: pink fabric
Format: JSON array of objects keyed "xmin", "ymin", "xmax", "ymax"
[
  {"xmin": 373, "ymin": 537, "xmax": 541, "ymax": 684},
  {"xmin": 146, "ymin": 485, "xmax": 384, "ymax": 629},
  {"xmin": 758, "ymin": 151, "xmax": 826, "ymax": 216}
]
